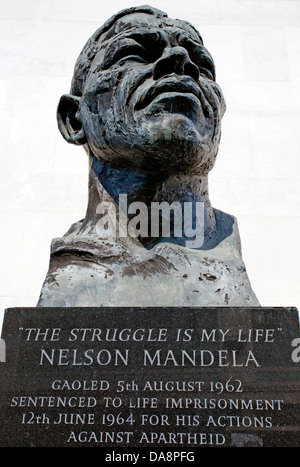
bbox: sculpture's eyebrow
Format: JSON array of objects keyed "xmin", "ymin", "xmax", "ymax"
[{"xmin": 100, "ymin": 29, "xmax": 167, "ymax": 52}]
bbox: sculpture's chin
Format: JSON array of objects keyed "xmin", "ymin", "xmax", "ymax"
[{"xmin": 127, "ymin": 113, "xmax": 214, "ymax": 174}]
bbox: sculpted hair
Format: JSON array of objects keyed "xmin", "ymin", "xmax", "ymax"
[{"xmin": 70, "ymin": 4, "xmax": 203, "ymax": 97}]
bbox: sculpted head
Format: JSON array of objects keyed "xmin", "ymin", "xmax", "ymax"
[{"xmin": 57, "ymin": 5, "xmax": 226, "ymax": 177}]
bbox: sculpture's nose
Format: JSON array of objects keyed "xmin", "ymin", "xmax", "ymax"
[{"xmin": 152, "ymin": 46, "xmax": 199, "ymax": 81}]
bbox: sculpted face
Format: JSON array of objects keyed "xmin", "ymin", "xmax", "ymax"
[{"xmin": 63, "ymin": 10, "xmax": 226, "ymax": 176}]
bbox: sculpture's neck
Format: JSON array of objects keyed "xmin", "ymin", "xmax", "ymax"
[{"xmin": 86, "ymin": 156, "xmax": 216, "ymax": 248}]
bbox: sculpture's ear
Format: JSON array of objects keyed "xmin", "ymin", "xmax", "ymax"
[{"xmin": 57, "ymin": 94, "xmax": 87, "ymax": 145}]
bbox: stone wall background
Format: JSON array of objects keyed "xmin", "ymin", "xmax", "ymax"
[{"xmin": 0, "ymin": 0, "xmax": 299, "ymax": 324}]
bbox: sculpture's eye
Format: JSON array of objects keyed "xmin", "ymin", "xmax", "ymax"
[
  {"xmin": 192, "ymin": 52, "xmax": 215, "ymax": 80},
  {"xmin": 112, "ymin": 43, "xmax": 148, "ymax": 66},
  {"xmin": 130, "ymin": 31, "xmax": 167, "ymax": 63},
  {"xmin": 102, "ymin": 39, "xmax": 147, "ymax": 68},
  {"xmin": 179, "ymin": 37, "xmax": 216, "ymax": 81},
  {"xmin": 101, "ymin": 32, "xmax": 167, "ymax": 70}
]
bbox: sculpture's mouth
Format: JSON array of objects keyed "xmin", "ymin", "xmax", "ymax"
[{"xmin": 134, "ymin": 75, "xmax": 202, "ymax": 111}]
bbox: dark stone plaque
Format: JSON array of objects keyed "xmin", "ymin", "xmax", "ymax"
[{"xmin": 0, "ymin": 307, "xmax": 299, "ymax": 448}]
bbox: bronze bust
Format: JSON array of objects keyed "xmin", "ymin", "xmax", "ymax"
[{"xmin": 38, "ymin": 5, "xmax": 259, "ymax": 307}]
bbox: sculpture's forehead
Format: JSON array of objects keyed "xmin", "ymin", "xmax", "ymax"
[{"xmin": 100, "ymin": 12, "xmax": 203, "ymax": 44}]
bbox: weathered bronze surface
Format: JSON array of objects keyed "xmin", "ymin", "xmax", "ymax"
[{"xmin": 38, "ymin": 6, "xmax": 259, "ymax": 307}]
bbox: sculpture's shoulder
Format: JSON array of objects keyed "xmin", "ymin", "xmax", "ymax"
[{"xmin": 37, "ymin": 210, "xmax": 259, "ymax": 308}]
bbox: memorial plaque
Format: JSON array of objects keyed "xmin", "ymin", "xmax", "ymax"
[{"xmin": 0, "ymin": 307, "xmax": 299, "ymax": 448}]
